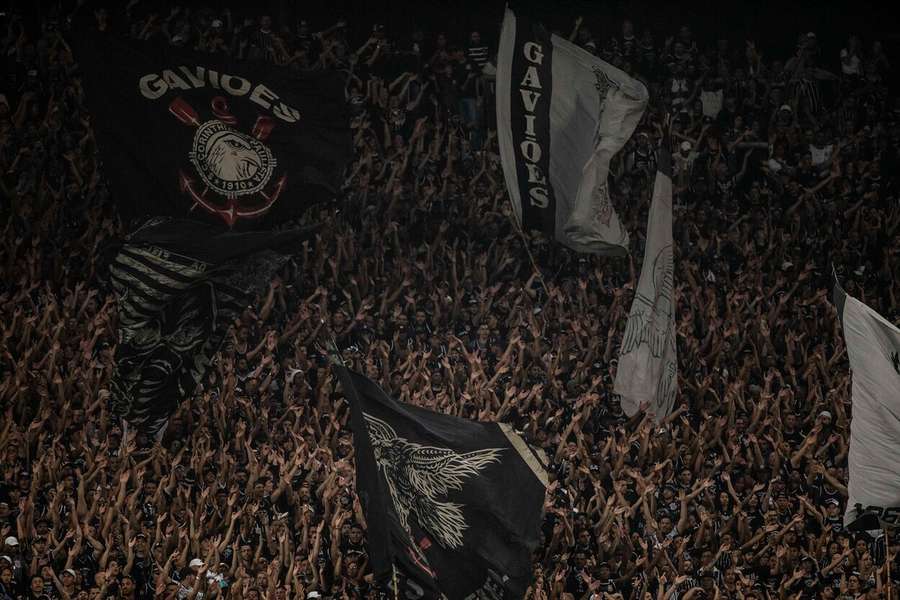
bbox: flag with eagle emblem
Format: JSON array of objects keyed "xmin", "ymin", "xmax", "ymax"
[
  {"xmin": 71, "ymin": 27, "xmax": 349, "ymax": 229},
  {"xmin": 334, "ymin": 366, "xmax": 548, "ymax": 600},
  {"xmin": 833, "ymin": 274, "xmax": 900, "ymax": 530},
  {"xmin": 613, "ymin": 148, "xmax": 676, "ymax": 421}
]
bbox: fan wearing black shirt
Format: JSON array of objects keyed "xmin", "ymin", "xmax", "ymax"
[
  {"xmin": 823, "ymin": 498, "xmax": 845, "ymax": 533},
  {"xmin": 563, "ymin": 550, "xmax": 591, "ymax": 597},
  {"xmin": 340, "ymin": 523, "xmax": 368, "ymax": 562},
  {"xmin": 782, "ymin": 412, "xmax": 805, "ymax": 447},
  {"xmin": 572, "ymin": 528, "xmax": 597, "ymax": 557},
  {"xmin": 809, "ymin": 463, "xmax": 848, "ymax": 506},
  {"xmin": 786, "ymin": 555, "xmax": 821, "ymax": 598},
  {"xmin": 592, "ymin": 562, "xmax": 618, "ymax": 595}
]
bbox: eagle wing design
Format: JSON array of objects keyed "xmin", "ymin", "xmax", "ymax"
[
  {"xmin": 620, "ymin": 244, "xmax": 674, "ymax": 358},
  {"xmin": 362, "ymin": 410, "xmax": 399, "ymax": 442},
  {"xmin": 362, "ymin": 413, "xmax": 503, "ymax": 550}
]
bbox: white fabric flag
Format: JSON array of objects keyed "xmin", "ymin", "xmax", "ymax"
[
  {"xmin": 613, "ymin": 150, "xmax": 676, "ymax": 420},
  {"xmin": 496, "ymin": 9, "xmax": 648, "ymax": 256},
  {"xmin": 834, "ymin": 279, "xmax": 900, "ymax": 529}
]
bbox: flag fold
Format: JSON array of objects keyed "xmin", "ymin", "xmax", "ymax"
[
  {"xmin": 109, "ymin": 218, "xmax": 315, "ymax": 435},
  {"xmin": 335, "ymin": 366, "xmax": 547, "ymax": 600},
  {"xmin": 71, "ymin": 28, "xmax": 349, "ymax": 229},
  {"xmin": 614, "ymin": 148, "xmax": 677, "ymax": 420},
  {"xmin": 496, "ymin": 8, "xmax": 648, "ymax": 255},
  {"xmin": 833, "ymin": 278, "xmax": 900, "ymax": 529}
]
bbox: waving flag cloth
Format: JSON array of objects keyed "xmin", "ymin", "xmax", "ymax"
[
  {"xmin": 71, "ymin": 23, "xmax": 350, "ymax": 435},
  {"xmin": 108, "ymin": 218, "xmax": 316, "ymax": 436},
  {"xmin": 70, "ymin": 27, "xmax": 349, "ymax": 229},
  {"xmin": 833, "ymin": 276, "xmax": 900, "ymax": 530},
  {"xmin": 496, "ymin": 8, "xmax": 648, "ymax": 256},
  {"xmin": 614, "ymin": 149, "xmax": 676, "ymax": 420},
  {"xmin": 332, "ymin": 364, "xmax": 547, "ymax": 600}
]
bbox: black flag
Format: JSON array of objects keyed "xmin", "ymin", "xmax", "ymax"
[
  {"xmin": 108, "ymin": 218, "xmax": 315, "ymax": 435},
  {"xmin": 334, "ymin": 366, "xmax": 547, "ymax": 600},
  {"xmin": 71, "ymin": 28, "xmax": 350, "ymax": 228}
]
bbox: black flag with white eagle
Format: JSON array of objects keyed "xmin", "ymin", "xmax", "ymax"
[
  {"xmin": 70, "ymin": 26, "xmax": 349, "ymax": 229},
  {"xmin": 333, "ymin": 366, "xmax": 548, "ymax": 600}
]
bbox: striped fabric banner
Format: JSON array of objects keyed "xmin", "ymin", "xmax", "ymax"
[{"xmin": 108, "ymin": 218, "xmax": 311, "ymax": 435}]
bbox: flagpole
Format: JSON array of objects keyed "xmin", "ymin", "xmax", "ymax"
[
  {"xmin": 320, "ymin": 319, "xmax": 346, "ymax": 368},
  {"xmin": 504, "ymin": 194, "xmax": 553, "ymax": 300},
  {"xmin": 323, "ymin": 329, "xmax": 399, "ymax": 600},
  {"xmin": 392, "ymin": 563, "xmax": 400, "ymax": 600},
  {"xmin": 886, "ymin": 526, "xmax": 892, "ymax": 600}
]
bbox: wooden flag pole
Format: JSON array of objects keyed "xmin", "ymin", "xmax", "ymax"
[
  {"xmin": 886, "ymin": 526, "xmax": 893, "ymax": 600},
  {"xmin": 320, "ymin": 318, "xmax": 358, "ymax": 376},
  {"xmin": 322, "ymin": 321, "xmax": 344, "ymax": 367},
  {"xmin": 326, "ymin": 324, "xmax": 401, "ymax": 600}
]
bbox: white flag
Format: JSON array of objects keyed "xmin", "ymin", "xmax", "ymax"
[
  {"xmin": 834, "ymin": 279, "xmax": 900, "ymax": 529},
  {"xmin": 496, "ymin": 9, "xmax": 648, "ymax": 256},
  {"xmin": 613, "ymin": 151, "xmax": 676, "ymax": 420}
]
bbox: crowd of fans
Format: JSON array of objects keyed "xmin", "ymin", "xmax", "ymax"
[{"xmin": 1, "ymin": 3, "xmax": 898, "ymax": 600}]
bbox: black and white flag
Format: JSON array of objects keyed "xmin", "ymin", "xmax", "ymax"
[
  {"xmin": 496, "ymin": 8, "xmax": 648, "ymax": 256},
  {"xmin": 108, "ymin": 218, "xmax": 314, "ymax": 435},
  {"xmin": 614, "ymin": 149, "xmax": 676, "ymax": 419},
  {"xmin": 71, "ymin": 27, "xmax": 349, "ymax": 229},
  {"xmin": 334, "ymin": 366, "xmax": 547, "ymax": 600},
  {"xmin": 834, "ymin": 277, "xmax": 900, "ymax": 530}
]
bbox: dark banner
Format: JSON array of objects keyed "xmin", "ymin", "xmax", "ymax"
[
  {"xmin": 507, "ymin": 15, "xmax": 556, "ymax": 237},
  {"xmin": 109, "ymin": 218, "xmax": 315, "ymax": 435},
  {"xmin": 334, "ymin": 366, "xmax": 547, "ymax": 600},
  {"xmin": 71, "ymin": 28, "xmax": 350, "ymax": 229}
]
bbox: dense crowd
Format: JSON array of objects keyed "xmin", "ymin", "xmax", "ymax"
[{"xmin": 1, "ymin": 3, "xmax": 899, "ymax": 600}]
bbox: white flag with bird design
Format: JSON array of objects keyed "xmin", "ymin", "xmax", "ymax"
[
  {"xmin": 834, "ymin": 278, "xmax": 900, "ymax": 529},
  {"xmin": 614, "ymin": 150, "xmax": 676, "ymax": 420}
]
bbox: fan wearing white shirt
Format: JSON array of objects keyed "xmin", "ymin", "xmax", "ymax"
[{"xmin": 809, "ymin": 130, "xmax": 834, "ymax": 168}]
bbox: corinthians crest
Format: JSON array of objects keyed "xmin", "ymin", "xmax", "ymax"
[
  {"xmin": 363, "ymin": 412, "xmax": 503, "ymax": 550},
  {"xmin": 190, "ymin": 120, "xmax": 275, "ymax": 196},
  {"xmin": 169, "ymin": 96, "xmax": 287, "ymax": 227}
]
